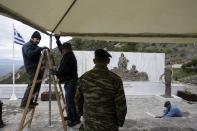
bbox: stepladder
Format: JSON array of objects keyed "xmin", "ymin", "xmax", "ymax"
[{"xmin": 18, "ymin": 49, "xmax": 68, "ymax": 131}]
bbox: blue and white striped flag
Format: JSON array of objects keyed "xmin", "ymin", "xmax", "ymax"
[{"xmin": 13, "ymin": 28, "xmax": 25, "ymax": 45}]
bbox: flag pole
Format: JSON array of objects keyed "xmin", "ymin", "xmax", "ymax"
[{"xmin": 10, "ymin": 24, "xmax": 18, "ymax": 100}]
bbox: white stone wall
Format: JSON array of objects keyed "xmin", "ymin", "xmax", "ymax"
[{"xmin": 74, "ymin": 51, "xmax": 165, "ymax": 82}]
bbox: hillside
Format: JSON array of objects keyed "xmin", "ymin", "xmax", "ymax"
[
  {"xmin": 0, "ymin": 59, "xmax": 23, "ymax": 77},
  {"xmin": 0, "ymin": 38, "xmax": 197, "ymax": 84},
  {"xmin": 70, "ymin": 38, "xmax": 197, "ymax": 64}
]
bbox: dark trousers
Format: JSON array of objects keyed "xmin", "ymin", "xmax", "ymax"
[
  {"xmin": 20, "ymin": 69, "xmax": 43, "ymax": 107},
  {"xmin": 0, "ymin": 101, "xmax": 3, "ymax": 125},
  {"xmin": 64, "ymin": 81, "xmax": 80, "ymax": 122}
]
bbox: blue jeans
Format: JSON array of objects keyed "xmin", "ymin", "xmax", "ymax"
[{"xmin": 64, "ymin": 81, "xmax": 80, "ymax": 122}]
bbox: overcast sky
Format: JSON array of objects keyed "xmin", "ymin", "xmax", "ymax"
[{"xmin": 0, "ymin": 15, "xmax": 71, "ymax": 60}]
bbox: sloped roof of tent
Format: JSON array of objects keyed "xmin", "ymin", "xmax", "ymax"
[{"xmin": 0, "ymin": 0, "xmax": 197, "ymax": 43}]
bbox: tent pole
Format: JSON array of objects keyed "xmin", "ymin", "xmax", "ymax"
[
  {"xmin": 10, "ymin": 24, "xmax": 17, "ymax": 101},
  {"xmin": 48, "ymin": 34, "xmax": 53, "ymax": 127}
]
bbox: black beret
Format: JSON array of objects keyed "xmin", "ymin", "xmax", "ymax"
[
  {"xmin": 31, "ymin": 31, "xmax": 41, "ymax": 39},
  {"xmin": 95, "ymin": 49, "xmax": 112, "ymax": 59},
  {"xmin": 61, "ymin": 42, "xmax": 71, "ymax": 49}
]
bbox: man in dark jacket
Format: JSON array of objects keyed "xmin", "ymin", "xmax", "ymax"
[
  {"xmin": 50, "ymin": 36, "xmax": 80, "ymax": 127},
  {"xmin": 20, "ymin": 31, "xmax": 46, "ymax": 108}
]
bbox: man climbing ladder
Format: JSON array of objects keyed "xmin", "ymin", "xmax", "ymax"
[
  {"xmin": 18, "ymin": 49, "xmax": 68, "ymax": 131},
  {"xmin": 20, "ymin": 31, "xmax": 46, "ymax": 108}
]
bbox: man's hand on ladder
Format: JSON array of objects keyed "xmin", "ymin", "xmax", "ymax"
[{"xmin": 41, "ymin": 46, "xmax": 49, "ymax": 50}]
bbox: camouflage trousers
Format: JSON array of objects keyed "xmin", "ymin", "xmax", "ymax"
[
  {"xmin": 165, "ymin": 83, "xmax": 171, "ymax": 97},
  {"xmin": 79, "ymin": 119, "xmax": 119, "ymax": 131}
]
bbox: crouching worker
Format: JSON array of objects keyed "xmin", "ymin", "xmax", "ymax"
[
  {"xmin": 0, "ymin": 100, "xmax": 5, "ymax": 128},
  {"xmin": 155, "ymin": 101, "xmax": 183, "ymax": 118}
]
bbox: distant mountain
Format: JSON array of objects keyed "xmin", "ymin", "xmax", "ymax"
[{"xmin": 0, "ymin": 59, "xmax": 23, "ymax": 77}]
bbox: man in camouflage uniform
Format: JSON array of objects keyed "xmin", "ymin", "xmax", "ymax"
[
  {"xmin": 160, "ymin": 63, "xmax": 172, "ymax": 97},
  {"xmin": 75, "ymin": 49, "xmax": 127, "ymax": 131}
]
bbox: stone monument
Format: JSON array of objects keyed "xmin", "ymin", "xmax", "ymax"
[
  {"xmin": 118, "ymin": 53, "xmax": 129, "ymax": 72},
  {"xmin": 111, "ymin": 53, "xmax": 149, "ymax": 81}
]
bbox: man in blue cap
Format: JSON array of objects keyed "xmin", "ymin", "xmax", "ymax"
[{"xmin": 75, "ymin": 49, "xmax": 127, "ymax": 131}]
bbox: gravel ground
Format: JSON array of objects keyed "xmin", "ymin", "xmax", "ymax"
[{"xmin": 1, "ymin": 95, "xmax": 197, "ymax": 131}]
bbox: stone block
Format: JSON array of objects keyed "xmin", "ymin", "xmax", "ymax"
[{"xmin": 41, "ymin": 91, "xmax": 57, "ymax": 101}]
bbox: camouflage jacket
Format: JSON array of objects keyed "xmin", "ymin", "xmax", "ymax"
[
  {"xmin": 164, "ymin": 65, "xmax": 172, "ymax": 83},
  {"xmin": 75, "ymin": 64, "xmax": 127, "ymax": 131}
]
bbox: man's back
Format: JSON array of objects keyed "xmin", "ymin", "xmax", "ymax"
[
  {"xmin": 57, "ymin": 51, "xmax": 78, "ymax": 82},
  {"xmin": 164, "ymin": 65, "xmax": 172, "ymax": 83},
  {"xmin": 165, "ymin": 105, "xmax": 183, "ymax": 117},
  {"xmin": 77, "ymin": 64, "xmax": 127, "ymax": 131}
]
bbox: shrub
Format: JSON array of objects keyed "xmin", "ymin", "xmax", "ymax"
[
  {"xmin": 177, "ymin": 90, "xmax": 197, "ymax": 101},
  {"xmin": 182, "ymin": 59, "xmax": 197, "ymax": 71}
]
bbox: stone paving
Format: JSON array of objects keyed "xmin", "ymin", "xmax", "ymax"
[{"xmin": 1, "ymin": 95, "xmax": 197, "ymax": 131}]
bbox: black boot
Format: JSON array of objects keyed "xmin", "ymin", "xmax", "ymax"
[
  {"xmin": 0, "ymin": 121, "xmax": 5, "ymax": 128},
  {"xmin": 20, "ymin": 85, "xmax": 32, "ymax": 108}
]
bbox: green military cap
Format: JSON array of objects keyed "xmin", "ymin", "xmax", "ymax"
[{"xmin": 95, "ymin": 49, "xmax": 112, "ymax": 58}]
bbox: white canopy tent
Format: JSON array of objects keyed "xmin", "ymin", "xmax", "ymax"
[
  {"xmin": 0, "ymin": 0, "xmax": 197, "ymax": 43},
  {"xmin": 1, "ymin": 0, "xmax": 194, "ymax": 127}
]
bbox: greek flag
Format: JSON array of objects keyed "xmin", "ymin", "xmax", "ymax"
[{"xmin": 13, "ymin": 28, "xmax": 25, "ymax": 45}]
